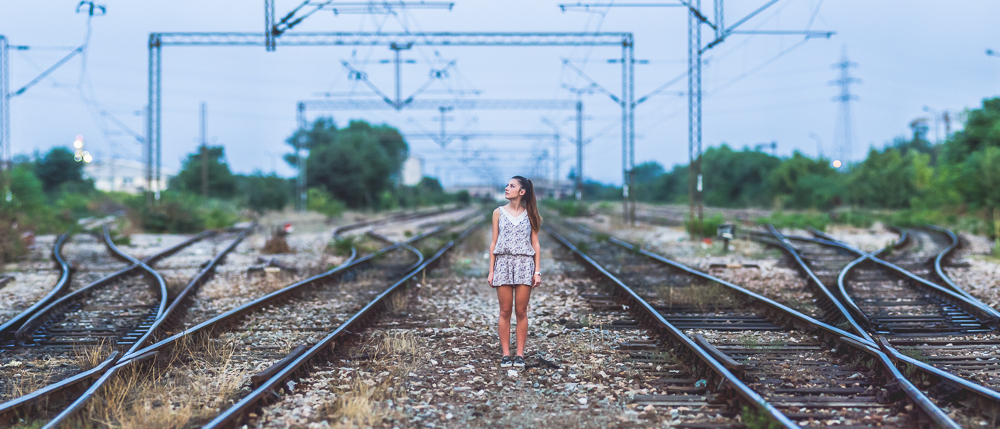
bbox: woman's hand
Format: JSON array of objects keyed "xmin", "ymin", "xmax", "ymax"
[
  {"xmin": 533, "ymin": 273, "xmax": 541, "ymax": 287},
  {"xmin": 487, "ymin": 271, "xmax": 494, "ymax": 287}
]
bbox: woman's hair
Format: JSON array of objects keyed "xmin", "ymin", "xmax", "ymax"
[{"xmin": 512, "ymin": 175, "xmax": 542, "ymax": 233}]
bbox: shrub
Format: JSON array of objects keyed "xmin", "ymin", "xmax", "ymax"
[
  {"xmin": 307, "ymin": 187, "xmax": 346, "ymax": 217},
  {"xmin": 685, "ymin": 213, "xmax": 726, "ymax": 238},
  {"xmin": 757, "ymin": 211, "xmax": 829, "ymax": 231},
  {"xmin": 542, "ymin": 199, "xmax": 587, "ymax": 217}
]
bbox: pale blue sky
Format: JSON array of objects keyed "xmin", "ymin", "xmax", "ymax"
[{"xmin": 2, "ymin": 0, "xmax": 998, "ymax": 186}]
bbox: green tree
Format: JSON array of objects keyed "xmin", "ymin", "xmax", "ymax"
[
  {"xmin": 703, "ymin": 145, "xmax": 781, "ymax": 207},
  {"xmin": 767, "ymin": 151, "xmax": 842, "ymax": 209},
  {"xmin": 941, "ymin": 97, "xmax": 1000, "ymax": 165},
  {"xmin": 287, "ymin": 119, "xmax": 408, "ymax": 208},
  {"xmin": 169, "ymin": 146, "xmax": 237, "ymax": 198},
  {"xmin": 846, "ymin": 147, "xmax": 931, "ymax": 209},
  {"xmin": 237, "ymin": 172, "xmax": 292, "ymax": 212},
  {"xmin": 34, "ymin": 147, "xmax": 90, "ymax": 192}
]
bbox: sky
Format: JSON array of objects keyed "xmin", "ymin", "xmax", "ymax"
[{"xmin": 1, "ymin": 0, "xmax": 998, "ymax": 187}]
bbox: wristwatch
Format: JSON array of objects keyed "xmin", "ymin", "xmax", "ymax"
[{"xmin": 535, "ymin": 271, "xmax": 541, "ymax": 276}]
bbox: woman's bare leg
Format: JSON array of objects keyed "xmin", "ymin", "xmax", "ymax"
[
  {"xmin": 514, "ymin": 284, "xmax": 532, "ymax": 357},
  {"xmin": 496, "ymin": 285, "xmax": 514, "ymax": 356}
]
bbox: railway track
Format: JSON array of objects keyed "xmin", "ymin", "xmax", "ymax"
[
  {"xmin": 0, "ymin": 226, "xmax": 249, "ymax": 426},
  {"xmin": 204, "ymin": 218, "xmax": 481, "ymax": 428},
  {"xmin": 1, "ymin": 209, "xmax": 479, "ymax": 428},
  {"xmin": 756, "ymin": 225, "xmax": 1000, "ymax": 425},
  {"xmin": 0, "ymin": 234, "xmax": 72, "ymax": 340},
  {"xmin": 547, "ymin": 219, "xmax": 962, "ymax": 428}
]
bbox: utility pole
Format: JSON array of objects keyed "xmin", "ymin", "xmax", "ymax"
[
  {"xmin": 0, "ymin": 35, "xmax": 9, "ymax": 197},
  {"xmin": 145, "ymin": 103, "xmax": 152, "ymax": 206},
  {"xmin": 200, "ymin": 102, "xmax": 208, "ymax": 197},
  {"xmin": 296, "ymin": 102, "xmax": 307, "ymax": 212},
  {"xmin": 553, "ymin": 133, "xmax": 561, "ymax": 199},
  {"xmin": 576, "ymin": 100, "xmax": 583, "ymax": 200},
  {"xmin": 688, "ymin": 0, "xmax": 704, "ymax": 227},
  {"xmin": 561, "ymin": 84, "xmax": 593, "ymax": 200},
  {"xmin": 831, "ymin": 46, "xmax": 859, "ymax": 169}
]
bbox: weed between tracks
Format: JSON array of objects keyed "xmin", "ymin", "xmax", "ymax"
[
  {"xmin": 321, "ymin": 331, "xmax": 419, "ymax": 426},
  {"xmin": 74, "ymin": 333, "xmax": 248, "ymax": 429},
  {"xmin": 657, "ymin": 282, "xmax": 737, "ymax": 311}
]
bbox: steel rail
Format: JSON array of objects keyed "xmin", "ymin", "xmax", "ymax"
[
  {"xmin": 0, "ymin": 351, "xmax": 118, "ymax": 424},
  {"xmin": 14, "ymin": 229, "xmax": 217, "ymax": 344},
  {"xmin": 8, "ymin": 212, "xmax": 474, "ymax": 427},
  {"xmin": 33, "ymin": 228, "xmax": 269, "ymax": 429},
  {"xmin": 204, "ymin": 222, "xmax": 481, "ymax": 428},
  {"xmin": 40, "ymin": 350, "xmax": 160, "ymax": 429},
  {"xmin": 563, "ymin": 221, "xmax": 959, "ymax": 428},
  {"xmin": 764, "ymin": 225, "xmax": 874, "ymax": 342},
  {"xmin": 331, "ymin": 206, "xmax": 463, "ymax": 237},
  {"xmin": 123, "ymin": 227, "xmax": 252, "ymax": 359},
  {"xmin": 101, "ymin": 225, "xmax": 170, "ymax": 329},
  {"xmin": 545, "ymin": 224, "xmax": 798, "ymax": 429},
  {"xmin": 797, "ymin": 229, "xmax": 1000, "ymax": 326},
  {"xmin": 0, "ymin": 229, "xmax": 230, "ymax": 424},
  {"xmin": 2, "ymin": 212, "xmax": 464, "ymax": 426},
  {"xmin": 0, "ymin": 233, "xmax": 72, "ymax": 338},
  {"xmin": 923, "ymin": 225, "xmax": 990, "ymax": 306},
  {"xmin": 759, "ymin": 226, "xmax": 1000, "ymax": 424},
  {"xmin": 115, "ymin": 212, "xmax": 479, "ymax": 364}
]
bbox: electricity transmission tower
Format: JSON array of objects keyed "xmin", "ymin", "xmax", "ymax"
[
  {"xmin": 560, "ymin": 1, "xmax": 833, "ymax": 228},
  {"xmin": 831, "ymin": 47, "xmax": 859, "ymax": 169}
]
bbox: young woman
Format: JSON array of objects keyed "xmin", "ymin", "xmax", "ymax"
[{"xmin": 487, "ymin": 176, "xmax": 542, "ymax": 368}]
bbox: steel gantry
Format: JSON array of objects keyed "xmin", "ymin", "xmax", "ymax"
[
  {"xmin": 147, "ymin": 31, "xmax": 634, "ymax": 209},
  {"xmin": 560, "ymin": 1, "xmax": 833, "ymax": 229},
  {"xmin": 297, "ymin": 98, "xmax": 577, "ymax": 204}
]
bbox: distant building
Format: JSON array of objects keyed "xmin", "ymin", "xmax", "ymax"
[
  {"xmin": 402, "ymin": 156, "xmax": 423, "ymax": 186},
  {"xmin": 84, "ymin": 158, "xmax": 174, "ymax": 194}
]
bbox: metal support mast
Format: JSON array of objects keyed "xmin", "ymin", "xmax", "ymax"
[
  {"xmin": 0, "ymin": 35, "xmax": 9, "ymax": 177},
  {"xmin": 688, "ymin": 0, "xmax": 703, "ymax": 225},
  {"xmin": 148, "ymin": 34, "xmax": 161, "ymax": 205},
  {"xmin": 831, "ymin": 47, "xmax": 858, "ymax": 169},
  {"xmin": 560, "ymin": 0, "xmax": 832, "ymax": 232},
  {"xmin": 576, "ymin": 99, "xmax": 583, "ymax": 200},
  {"xmin": 200, "ymin": 102, "xmax": 208, "ymax": 197},
  {"xmin": 296, "ymin": 102, "xmax": 307, "ymax": 211}
]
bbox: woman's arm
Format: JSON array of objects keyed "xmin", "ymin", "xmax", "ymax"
[
  {"xmin": 487, "ymin": 208, "xmax": 499, "ymax": 286},
  {"xmin": 531, "ymin": 228, "xmax": 541, "ymax": 287}
]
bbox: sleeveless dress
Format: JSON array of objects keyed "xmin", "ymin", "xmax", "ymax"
[{"xmin": 491, "ymin": 205, "xmax": 536, "ymax": 287}]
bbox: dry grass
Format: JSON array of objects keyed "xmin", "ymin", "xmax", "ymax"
[
  {"xmin": 385, "ymin": 289, "xmax": 409, "ymax": 314},
  {"xmin": 263, "ymin": 228, "xmax": 293, "ymax": 255},
  {"xmin": 77, "ymin": 333, "xmax": 249, "ymax": 429},
  {"xmin": 323, "ymin": 331, "xmax": 419, "ymax": 426},
  {"xmin": 658, "ymin": 282, "xmax": 738, "ymax": 310}
]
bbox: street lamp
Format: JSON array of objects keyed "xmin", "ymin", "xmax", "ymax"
[{"xmin": 73, "ymin": 135, "xmax": 92, "ymax": 163}]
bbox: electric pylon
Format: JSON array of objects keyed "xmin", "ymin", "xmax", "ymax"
[{"xmin": 831, "ymin": 46, "xmax": 859, "ymax": 169}]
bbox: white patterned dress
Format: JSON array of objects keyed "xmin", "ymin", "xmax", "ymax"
[{"xmin": 491, "ymin": 206, "xmax": 536, "ymax": 287}]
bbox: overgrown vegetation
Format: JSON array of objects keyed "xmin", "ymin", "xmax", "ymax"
[
  {"xmin": 0, "ymin": 118, "xmax": 469, "ymax": 266},
  {"xmin": 741, "ymin": 406, "xmax": 784, "ymax": 429}
]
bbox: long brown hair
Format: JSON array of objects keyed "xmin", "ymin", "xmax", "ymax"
[{"xmin": 512, "ymin": 176, "xmax": 542, "ymax": 233}]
